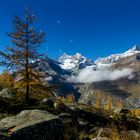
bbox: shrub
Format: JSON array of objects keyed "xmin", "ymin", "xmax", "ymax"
[{"xmin": 0, "ymin": 97, "xmax": 25, "ymax": 114}]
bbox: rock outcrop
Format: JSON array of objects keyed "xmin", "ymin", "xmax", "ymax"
[
  {"xmin": 0, "ymin": 109, "xmax": 63, "ymax": 140},
  {"xmin": 0, "ymin": 88, "xmax": 15, "ymax": 99}
]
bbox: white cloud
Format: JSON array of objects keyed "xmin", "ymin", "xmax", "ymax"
[{"xmin": 67, "ymin": 67, "xmax": 133, "ymax": 83}]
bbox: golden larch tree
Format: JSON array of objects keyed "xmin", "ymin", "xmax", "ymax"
[
  {"xmin": 0, "ymin": 9, "xmax": 46, "ymax": 103},
  {"xmin": 104, "ymin": 95, "xmax": 112, "ymax": 111}
]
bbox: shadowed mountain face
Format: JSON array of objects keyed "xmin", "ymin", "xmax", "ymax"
[
  {"xmin": 32, "ymin": 57, "xmax": 81, "ymax": 97},
  {"xmin": 32, "ymin": 57, "xmax": 71, "ymax": 82}
]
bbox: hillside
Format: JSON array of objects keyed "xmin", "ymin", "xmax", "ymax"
[{"xmin": 56, "ymin": 45, "xmax": 140, "ymax": 108}]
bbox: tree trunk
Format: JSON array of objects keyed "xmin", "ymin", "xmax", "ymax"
[
  {"xmin": 25, "ymin": 16, "xmax": 29, "ymax": 103},
  {"xmin": 26, "ymin": 85, "xmax": 29, "ymax": 103}
]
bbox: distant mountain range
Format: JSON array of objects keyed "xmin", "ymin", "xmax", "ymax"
[
  {"xmin": 36, "ymin": 45, "xmax": 140, "ymax": 108},
  {"xmin": 95, "ymin": 45, "xmax": 140, "ymax": 65},
  {"xmin": 58, "ymin": 45, "xmax": 140, "ymax": 71}
]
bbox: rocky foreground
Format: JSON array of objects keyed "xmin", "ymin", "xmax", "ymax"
[
  {"xmin": 0, "ymin": 110, "xmax": 62, "ymax": 140},
  {"xmin": 0, "ymin": 102, "xmax": 140, "ymax": 140}
]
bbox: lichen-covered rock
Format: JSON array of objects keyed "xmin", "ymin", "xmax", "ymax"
[
  {"xmin": 92, "ymin": 137, "xmax": 111, "ymax": 140},
  {"xmin": 121, "ymin": 130, "xmax": 140, "ymax": 140},
  {"xmin": 0, "ymin": 88, "xmax": 15, "ymax": 99},
  {"xmin": 0, "ymin": 113, "xmax": 10, "ymax": 121},
  {"xmin": 92, "ymin": 128, "xmax": 112, "ymax": 140},
  {"xmin": 0, "ymin": 109, "xmax": 63, "ymax": 140}
]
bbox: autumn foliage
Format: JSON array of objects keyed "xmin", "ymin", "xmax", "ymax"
[
  {"xmin": 66, "ymin": 94, "xmax": 75, "ymax": 103},
  {"xmin": 0, "ymin": 9, "xmax": 46, "ymax": 102},
  {"xmin": 0, "ymin": 71, "xmax": 14, "ymax": 88}
]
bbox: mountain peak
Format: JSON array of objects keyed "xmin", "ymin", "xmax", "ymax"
[
  {"xmin": 58, "ymin": 53, "xmax": 94, "ymax": 70},
  {"xmin": 123, "ymin": 45, "xmax": 140, "ymax": 56},
  {"xmin": 59, "ymin": 53, "xmax": 83, "ymax": 61},
  {"xmin": 130, "ymin": 45, "xmax": 140, "ymax": 51},
  {"xmin": 75, "ymin": 53, "xmax": 82, "ymax": 57},
  {"xmin": 60, "ymin": 53, "xmax": 70, "ymax": 58}
]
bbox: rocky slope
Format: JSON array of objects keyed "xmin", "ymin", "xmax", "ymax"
[
  {"xmin": 30, "ymin": 45, "xmax": 140, "ymax": 108},
  {"xmin": 0, "ymin": 110, "xmax": 63, "ymax": 140},
  {"xmin": 78, "ymin": 48, "xmax": 140, "ymax": 108},
  {"xmin": 0, "ymin": 105, "xmax": 139, "ymax": 140},
  {"xmin": 32, "ymin": 57, "xmax": 71, "ymax": 83},
  {"xmin": 56, "ymin": 46, "xmax": 140, "ymax": 108}
]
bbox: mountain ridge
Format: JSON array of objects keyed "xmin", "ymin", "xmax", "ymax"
[
  {"xmin": 55, "ymin": 45, "xmax": 140, "ymax": 108},
  {"xmin": 58, "ymin": 45, "xmax": 140, "ymax": 71},
  {"xmin": 32, "ymin": 45, "xmax": 140, "ymax": 108}
]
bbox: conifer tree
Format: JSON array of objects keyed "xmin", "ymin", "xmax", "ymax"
[
  {"xmin": 0, "ymin": 10, "xmax": 46, "ymax": 102},
  {"xmin": 105, "ymin": 96, "xmax": 112, "ymax": 110},
  {"xmin": 95, "ymin": 91, "xmax": 101, "ymax": 108},
  {"xmin": 116, "ymin": 99, "xmax": 124, "ymax": 109}
]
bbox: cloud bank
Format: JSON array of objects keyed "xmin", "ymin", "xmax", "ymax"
[{"xmin": 67, "ymin": 67, "xmax": 133, "ymax": 83}]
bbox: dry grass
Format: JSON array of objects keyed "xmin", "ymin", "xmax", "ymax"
[
  {"xmin": 131, "ymin": 109, "xmax": 140, "ymax": 116},
  {"xmin": 112, "ymin": 131, "xmax": 140, "ymax": 140}
]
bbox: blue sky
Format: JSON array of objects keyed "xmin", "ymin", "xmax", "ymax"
[{"xmin": 0, "ymin": 0, "xmax": 140, "ymax": 60}]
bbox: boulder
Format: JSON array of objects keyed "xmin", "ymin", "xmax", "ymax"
[
  {"xmin": 0, "ymin": 88, "xmax": 15, "ymax": 99},
  {"xmin": 0, "ymin": 109, "xmax": 63, "ymax": 140},
  {"xmin": 92, "ymin": 137, "xmax": 111, "ymax": 140},
  {"xmin": 92, "ymin": 128, "xmax": 112, "ymax": 140},
  {"xmin": 121, "ymin": 130, "xmax": 140, "ymax": 140},
  {"xmin": 0, "ymin": 113, "xmax": 9, "ymax": 121},
  {"xmin": 128, "ymin": 130, "xmax": 140, "ymax": 139}
]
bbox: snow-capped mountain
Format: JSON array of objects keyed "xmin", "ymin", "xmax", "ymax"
[
  {"xmin": 95, "ymin": 45, "xmax": 140, "ymax": 65},
  {"xmin": 30, "ymin": 45, "xmax": 140, "ymax": 108},
  {"xmin": 77, "ymin": 45, "xmax": 140, "ymax": 108},
  {"xmin": 58, "ymin": 45, "xmax": 140, "ymax": 71},
  {"xmin": 58, "ymin": 53, "xmax": 95, "ymax": 70}
]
